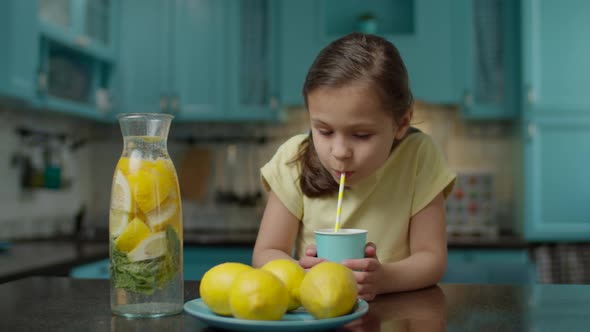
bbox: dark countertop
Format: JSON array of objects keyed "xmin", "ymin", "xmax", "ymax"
[
  {"xmin": 0, "ymin": 240, "xmax": 108, "ymax": 284},
  {"xmin": 1, "ymin": 277, "xmax": 589, "ymax": 331},
  {"xmin": 0, "ymin": 232, "xmax": 528, "ymax": 284}
]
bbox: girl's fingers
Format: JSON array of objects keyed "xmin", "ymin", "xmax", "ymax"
[
  {"xmin": 342, "ymin": 258, "xmax": 377, "ymax": 272},
  {"xmin": 299, "ymin": 256, "xmax": 325, "ymax": 269},
  {"xmin": 364, "ymin": 242, "xmax": 377, "ymax": 258},
  {"xmin": 305, "ymin": 244, "xmax": 317, "ymax": 257}
]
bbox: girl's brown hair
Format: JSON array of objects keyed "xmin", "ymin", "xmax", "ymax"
[{"xmin": 295, "ymin": 32, "xmax": 414, "ymax": 198}]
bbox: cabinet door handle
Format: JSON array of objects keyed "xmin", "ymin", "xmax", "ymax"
[
  {"xmin": 37, "ymin": 70, "xmax": 47, "ymax": 94},
  {"xmin": 463, "ymin": 91, "xmax": 473, "ymax": 108},
  {"xmin": 269, "ymin": 96, "xmax": 279, "ymax": 109},
  {"xmin": 160, "ymin": 95, "xmax": 168, "ymax": 112},
  {"xmin": 526, "ymin": 85, "xmax": 535, "ymax": 105},
  {"xmin": 170, "ymin": 95, "xmax": 179, "ymax": 113},
  {"xmin": 527, "ymin": 123, "xmax": 536, "ymax": 139}
]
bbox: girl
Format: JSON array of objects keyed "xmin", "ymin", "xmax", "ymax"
[{"xmin": 253, "ymin": 33, "xmax": 455, "ymax": 301}]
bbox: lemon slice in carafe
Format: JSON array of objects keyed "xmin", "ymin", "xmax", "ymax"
[
  {"xmin": 146, "ymin": 191, "xmax": 180, "ymax": 232},
  {"xmin": 115, "ymin": 217, "xmax": 151, "ymax": 252},
  {"xmin": 128, "ymin": 161, "xmax": 174, "ymax": 213},
  {"xmin": 128, "ymin": 232, "xmax": 167, "ymax": 262},
  {"xmin": 111, "ymin": 170, "xmax": 132, "ymax": 212},
  {"xmin": 110, "ymin": 210, "xmax": 131, "ymax": 238}
]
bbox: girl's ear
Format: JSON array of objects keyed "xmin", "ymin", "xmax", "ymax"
[{"xmin": 394, "ymin": 109, "xmax": 414, "ymax": 140}]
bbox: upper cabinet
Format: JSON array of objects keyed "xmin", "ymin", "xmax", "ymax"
[
  {"xmin": 397, "ymin": 0, "xmax": 455, "ymax": 104},
  {"xmin": 116, "ymin": 0, "xmax": 175, "ymax": 116},
  {"xmin": 117, "ymin": 0, "xmax": 278, "ymax": 122},
  {"xmin": 452, "ymin": 0, "xmax": 519, "ymax": 119},
  {"xmin": 0, "ymin": 0, "xmax": 116, "ymax": 120},
  {"xmin": 277, "ymin": 0, "xmax": 322, "ymax": 106},
  {"xmin": 226, "ymin": 0, "xmax": 280, "ymax": 120},
  {"xmin": 318, "ymin": 0, "xmax": 415, "ymax": 40},
  {"xmin": 522, "ymin": 0, "xmax": 590, "ymax": 114},
  {"xmin": 278, "ymin": 0, "xmax": 459, "ymax": 106},
  {"xmin": 171, "ymin": 0, "xmax": 227, "ymax": 121},
  {"xmin": 117, "ymin": 0, "xmax": 225, "ymax": 119},
  {"xmin": 0, "ymin": 0, "xmax": 38, "ymax": 102},
  {"xmin": 38, "ymin": 0, "xmax": 116, "ymax": 61},
  {"xmin": 36, "ymin": 0, "xmax": 117, "ymax": 119}
]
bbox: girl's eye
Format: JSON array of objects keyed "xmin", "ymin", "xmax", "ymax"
[
  {"xmin": 354, "ymin": 133, "xmax": 372, "ymax": 139},
  {"xmin": 318, "ymin": 130, "xmax": 333, "ymax": 136}
]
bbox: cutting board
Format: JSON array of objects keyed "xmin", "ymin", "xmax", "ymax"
[{"xmin": 179, "ymin": 147, "xmax": 213, "ymax": 203}]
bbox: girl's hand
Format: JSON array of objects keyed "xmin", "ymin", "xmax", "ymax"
[
  {"xmin": 298, "ymin": 244, "xmax": 326, "ymax": 269},
  {"xmin": 342, "ymin": 242, "xmax": 383, "ymax": 301}
]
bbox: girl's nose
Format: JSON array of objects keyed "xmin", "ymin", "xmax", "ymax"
[{"xmin": 332, "ymin": 138, "xmax": 352, "ymax": 160}]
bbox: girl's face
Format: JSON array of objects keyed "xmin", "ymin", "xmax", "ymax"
[{"xmin": 307, "ymin": 83, "xmax": 410, "ymax": 186}]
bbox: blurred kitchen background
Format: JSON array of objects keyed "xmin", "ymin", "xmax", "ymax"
[{"xmin": 1, "ymin": 0, "xmax": 589, "ymax": 286}]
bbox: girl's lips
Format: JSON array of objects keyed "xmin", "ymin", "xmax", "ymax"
[{"xmin": 336, "ymin": 171, "xmax": 353, "ymax": 178}]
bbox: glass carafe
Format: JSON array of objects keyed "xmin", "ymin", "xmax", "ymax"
[{"xmin": 109, "ymin": 113, "xmax": 183, "ymax": 318}]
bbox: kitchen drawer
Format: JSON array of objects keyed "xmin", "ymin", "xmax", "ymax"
[
  {"xmin": 444, "ymin": 249, "xmax": 536, "ymax": 284},
  {"xmin": 448, "ymin": 249, "xmax": 530, "ymax": 264}
]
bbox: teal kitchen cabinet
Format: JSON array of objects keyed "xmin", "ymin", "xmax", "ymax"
[
  {"xmin": 36, "ymin": 0, "xmax": 118, "ymax": 120},
  {"xmin": 520, "ymin": 115, "xmax": 590, "ymax": 241},
  {"xmin": 116, "ymin": 0, "xmax": 173, "ymax": 115},
  {"xmin": 443, "ymin": 249, "xmax": 535, "ymax": 284},
  {"xmin": 0, "ymin": 0, "xmax": 38, "ymax": 102},
  {"xmin": 277, "ymin": 0, "xmax": 322, "ymax": 106},
  {"xmin": 452, "ymin": 0, "xmax": 519, "ymax": 119},
  {"xmin": 170, "ymin": 0, "xmax": 228, "ymax": 121},
  {"xmin": 117, "ymin": 0, "xmax": 278, "ymax": 122},
  {"xmin": 522, "ymin": 0, "xmax": 590, "ymax": 114},
  {"xmin": 38, "ymin": 0, "xmax": 117, "ymax": 61},
  {"xmin": 226, "ymin": 0, "xmax": 281, "ymax": 121},
  {"xmin": 278, "ymin": 0, "xmax": 458, "ymax": 106},
  {"xmin": 117, "ymin": 0, "xmax": 226, "ymax": 119},
  {"xmin": 392, "ymin": 0, "xmax": 456, "ymax": 104},
  {"xmin": 517, "ymin": 0, "xmax": 590, "ymax": 241}
]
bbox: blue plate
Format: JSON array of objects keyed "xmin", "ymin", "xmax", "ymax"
[{"xmin": 184, "ymin": 298, "xmax": 369, "ymax": 332}]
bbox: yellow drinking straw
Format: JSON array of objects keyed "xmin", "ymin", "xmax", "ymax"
[{"xmin": 333, "ymin": 172, "xmax": 346, "ymax": 232}]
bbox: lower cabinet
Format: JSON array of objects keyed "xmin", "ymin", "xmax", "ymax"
[
  {"xmin": 70, "ymin": 246, "xmax": 254, "ymax": 280},
  {"xmin": 521, "ymin": 115, "xmax": 590, "ymax": 241},
  {"xmin": 443, "ymin": 249, "xmax": 536, "ymax": 284}
]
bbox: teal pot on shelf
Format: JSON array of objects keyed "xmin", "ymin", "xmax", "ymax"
[{"xmin": 358, "ymin": 15, "xmax": 378, "ymax": 34}]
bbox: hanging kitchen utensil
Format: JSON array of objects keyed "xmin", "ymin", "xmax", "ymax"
[{"xmin": 179, "ymin": 146, "xmax": 213, "ymax": 203}]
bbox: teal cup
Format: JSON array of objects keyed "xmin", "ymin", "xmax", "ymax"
[{"xmin": 315, "ymin": 229, "xmax": 368, "ymax": 263}]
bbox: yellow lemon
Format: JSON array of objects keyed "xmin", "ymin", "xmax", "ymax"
[
  {"xmin": 127, "ymin": 232, "xmax": 167, "ymax": 262},
  {"xmin": 261, "ymin": 259, "xmax": 306, "ymax": 311},
  {"xmin": 128, "ymin": 166, "xmax": 174, "ymax": 213},
  {"xmin": 199, "ymin": 263, "xmax": 253, "ymax": 316},
  {"xmin": 127, "ymin": 156, "xmax": 155, "ymax": 174},
  {"xmin": 115, "ymin": 217, "xmax": 151, "ymax": 252},
  {"xmin": 299, "ymin": 262, "xmax": 358, "ymax": 319},
  {"xmin": 116, "ymin": 157, "xmax": 130, "ymax": 175},
  {"xmin": 229, "ymin": 269, "xmax": 289, "ymax": 321},
  {"xmin": 145, "ymin": 190, "xmax": 181, "ymax": 232},
  {"xmin": 154, "ymin": 158, "xmax": 177, "ymax": 184},
  {"xmin": 111, "ymin": 170, "xmax": 132, "ymax": 212},
  {"xmin": 109, "ymin": 209, "xmax": 131, "ymax": 238}
]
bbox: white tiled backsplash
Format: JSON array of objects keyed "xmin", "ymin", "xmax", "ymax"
[
  {"xmin": 412, "ymin": 102, "xmax": 517, "ymax": 232},
  {"xmin": 0, "ymin": 102, "xmax": 517, "ymax": 239},
  {"xmin": 0, "ymin": 106, "xmax": 93, "ymax": 239}
]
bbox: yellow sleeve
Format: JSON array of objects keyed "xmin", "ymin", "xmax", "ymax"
[
  {"xmin": 260, "ymin": 135, "xmax": 306, "ymax": 219},
  {"xmin": 411, "ymin": 135, "xmax": 456, "ymax": 216}
]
